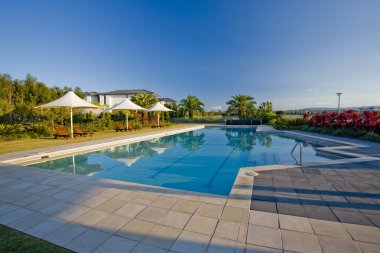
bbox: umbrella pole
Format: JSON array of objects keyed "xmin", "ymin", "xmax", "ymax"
[
  {"xmin": 157, "ymin": 112, "xmax": 160, "ymax": 127},
  {"xmin": 126, "ymin": 110, "xmax": 129, "ymax": 130},
  {"xmin": 70, "ymin": 107, "xmax": 73, "ymax": 138}
]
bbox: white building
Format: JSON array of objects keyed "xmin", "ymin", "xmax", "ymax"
[{"xmin": 84, "ymin": 89, "xmax": 175, "ymax": 108}]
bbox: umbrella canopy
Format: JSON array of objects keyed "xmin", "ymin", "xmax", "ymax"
[
  {"xmin": 109, "ymin": 98, "xmax": 146, "ymax": 130},
  {"xmin": 147, "ymin": 102, "xmax": 173, "ymax": 127},
  {"xmin": 36, "ymin": 91, "xmax": 98, "ymax": 138},
  {"xmin": 147, "ymin": 102, "xmax": 173, "ymax": 112}
]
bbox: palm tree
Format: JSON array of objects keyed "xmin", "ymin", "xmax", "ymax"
[
  {"xmin": 226, "ymin": 95, "xmax": 256, "ymax": 119},
  {"xmin": 131, "ymin": 93, "xmax": 158, "ymax": 108},
  {"xmin": 179, "ymin": 95, "xmax": 204, "ymax": 119},
  {"xmin": 131, "ymin": 93, "xmax": 158, "ymax": 123}
]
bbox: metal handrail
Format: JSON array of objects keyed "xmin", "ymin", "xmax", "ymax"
[{"xmin": 291, "ymin": 144, "xmax": 303, "ymax": 165}]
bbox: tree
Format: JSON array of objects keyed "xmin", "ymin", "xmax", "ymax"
[
  {"xmin": 257, "ymin": 101, "xmax": 276, "ymax": 123},
  {"xmin": 226, "ymin": 95, "xmax": 256, "ymax": 119},
  {"xmin": 131, "ymin": 93, "xmax": 158, "ymax": 108},
  {"xmin": 179, "ymin": 95, "xmax": 205, "ymax": 119}
]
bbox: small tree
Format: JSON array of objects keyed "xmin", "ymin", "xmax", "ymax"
[
  {"xmin": 226, "ymin": 95, "xmax": 256, "ymax": 119},
  {"xmin": 179, "ymin": 95, "xmax": 205, "ymax": 119}
]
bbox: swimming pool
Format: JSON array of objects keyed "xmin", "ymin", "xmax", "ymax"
[{"xmin": 29, "ymin": 127, "xmax": 340, "ymax": 196}]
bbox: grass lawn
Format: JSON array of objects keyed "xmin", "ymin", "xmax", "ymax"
[
  {"xmin": 0, "ymin": 225, "xmax": 72, "ymax": 253},
  {"xmin": 0, "ymin": 124, "xmax": 193, "ymax": 154}
]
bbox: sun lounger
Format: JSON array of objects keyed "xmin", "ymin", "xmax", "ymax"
[
  {"xmin": 74, "ymin": 125, "xmax": 92, "ymax": 137},
  {"xmin": 115, "ymin": 123, "xmax": 128, "ymax": 132},
  {"xmin": 54, "ymin": 125, "xmax": 72, "ymax": 139}
]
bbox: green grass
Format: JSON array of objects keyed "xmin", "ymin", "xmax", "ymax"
[
  {"xmin": 0, "ymin": 124, "xmax": 193, "ymax": 154},
  {"xmin": 0, "ymin": 225, "xmax": 72, "ymax": 253}
]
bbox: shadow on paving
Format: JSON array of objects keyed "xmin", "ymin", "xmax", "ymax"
[
  {"xmin": 251, "ymin": 160, "xmax": 380, "ymax": 227},
  {"xmin": 0, "ymin": 164, "xmax": 244, "ymax": 253}
]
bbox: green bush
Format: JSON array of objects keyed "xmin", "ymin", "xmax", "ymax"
[
  {"xmin": 29, "ymin": 124, "xmax": 51, "ymax": 137},
  {"xmin": 0, "ymin": 124, "xmax": 24, "ymax": 136}
]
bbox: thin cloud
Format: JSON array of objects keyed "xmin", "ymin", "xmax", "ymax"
[{"xmin": 306, "ymin": 88, "xmax": 319, "ymax": 92}]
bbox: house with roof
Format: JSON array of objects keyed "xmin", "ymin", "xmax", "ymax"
[{"xmin": 84, "ymin": 89, "xmax": 176, "ymax": 108}]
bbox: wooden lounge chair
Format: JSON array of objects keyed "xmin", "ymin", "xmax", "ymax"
[
  {"xmin": 115, "ymin": 123, "xmax": 128, "ymax": 132},
  {"xmin": 74, "ymin": 125, "xmax": 92, "ymax": 137},
  {"xmin": 54, "ymin": 125, "xmax": 72, "ymax": 139}
]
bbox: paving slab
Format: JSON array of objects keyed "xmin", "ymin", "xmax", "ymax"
[
  {"xmin": 247, "ymin": 224, "xmax": 282, "ymax": 250},
  {"xmin": 65, "ymin": 228, "xmax": 111, "ymax": 253},
  {"xmin": 344, "ymin": 223, "xmax": 380, "ymax": 243},
  {"xmin": 196, "ymin": 203, "xmax": 223, "ymax": 218},
  {"xmin": 45, "ymin": 222, "xmax": 88, "ymax": 247},
  {"xmin": 132, "ymin": 242, "xmax": 168, "ymax": 253},
  {"xmin": 171, "ymin": 230, "xmax": 211, "ymax": 253},
  {"xmin": 309, "ymin": 218, "xmax": 352, "ymax": 239},
  {"xmin": 214, "ymin": 220, "xmax": 241, "ymax": 241},
  {"xmin": 317, "ymin": 235, "xmax": 362, "ymax": 253},
  {"xmin": 117, "ymin": 218, "xmax": 155, "ymax": 241},
  {"xmin": 281, "ymin": 230, "xmax": 322, "ymax": 253},
  {"xmin": 26, "ymin": 217, "xmax": 66, "ymax": 239},
  {"xmin": 279, "ymin": 214, "xmax": 314, "ymax": 233},
  {"xmin": 115, "ymin": 202, "xmax": 146, "ymax": 218},
  {"xmin": 93, "ymin": 235, "xmax": 137, "ymax": 253},
  {"xmin": 249, "ymin": 210, "xmax": 279, "ymax": 228},
  {"xmin": 207, "ymin": 237, "xmax": 236, "ymax": 253},
  {"xmin": 142, "ymin": 224, "xmax": 181, "ymax": 250},
  {"xmin": 184, "ymin": 215, "xmax": 218, "ymax": 235},
  {"xmin": 159, "ymin": 210, "xmax": 192, "ymax": 229}
]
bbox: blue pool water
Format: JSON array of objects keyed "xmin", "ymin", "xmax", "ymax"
[{"xmin": 30, "ymin": 127, "xmax": 339, "ymax": 196}]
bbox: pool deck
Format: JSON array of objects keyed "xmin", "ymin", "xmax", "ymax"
[{"xmin": 0, "ymin": 125, "xmax": 380, "ymax": 252}]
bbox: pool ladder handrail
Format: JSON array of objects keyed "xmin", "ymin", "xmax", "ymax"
[{"xmin": 291, "ymin": 143, "xmax": 303, "ymax": 165}]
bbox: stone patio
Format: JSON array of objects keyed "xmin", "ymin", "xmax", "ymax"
[{"xmin": 0, "ymin": 128, "xmax": 380, "ymax": 252}]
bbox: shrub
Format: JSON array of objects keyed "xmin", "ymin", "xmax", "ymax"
[{"xmin": 29, "ymin": 124, "xmax": 51, "ymax": 137}]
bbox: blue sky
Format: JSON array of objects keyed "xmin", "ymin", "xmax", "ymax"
[{"xmin": 1, "ymin": 0, "xmax": 379, "ymax": 110}]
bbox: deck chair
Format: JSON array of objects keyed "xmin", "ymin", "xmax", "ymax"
[
  {"xmin": 74, "ymin": 125, "xmax": 92, "ymax": 137},
  {"xmin": 115, "ymin": 123, "xmax": 128, "ymax": 132},
  {"xmin": 54, "ymin": 125, "xmax": 72, "ymax": 139}
]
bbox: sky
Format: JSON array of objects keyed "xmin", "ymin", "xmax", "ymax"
[{"xmin": 0, "ymin": 0, "xmax": 379, "ymax": 110}]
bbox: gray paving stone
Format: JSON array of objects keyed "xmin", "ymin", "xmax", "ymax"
[
  {"xmin": 117, "ymin": 219, "xmax": 155, "ymax": 241},
  {"xmin": 344, "ymin": 223, "xmax": 380, "ymax": 243},
  {"xmin": 8, "ymin": 212, "xmax": 49, "ymax": 231},
  {"xmin": 245, "ymin": 244, "xmax": 282, "ymax": 253},
  {"xmin": 281, "ymin": 230, "xmax": 322, "ymax": 253},
  {"xmin": 358, "ymin": 241, "xmax": 380, "ymax": 253},
  {"xmin": 0, "ymin": 207, "xmax": 32, "ymax": 225},
  {"xmin": 207, "ymin": 237, "xmax": 236, "ymax": 253},
  {"xmin": 45, "ymin": 223, "xmax": 88, "ymax": 247},
  {"xmin": 132, "ymin": 242, "xmax": 168, "ymax": 253},
  {"xmin": 171, "ymin": 230, "xmax": 210, "ymax": 253},
  {"xmin": 26, "ymin": 217, "xmax": 66, "ymax": 239},
  {"xmin": 143, "ymin": 224, "xmax": 181, "ymax": 250},
  {"xmin": 247, "ymin": 224, "xmax": 282, "ymax": 249},
  {"xmin": 303, "ymin": 206, "xmax": 338, "ymax": 221},
  {"xmin": 279, "ymin": 214, "xmax": 313, "ymax": 233},
  {"xmin": 65, "ymin": 228, "xmax": 111, "ymax": 253},
  {"xmin": 93, "ymin": 235, "xmax": 138, "ymax": 253},
  {"xmin": 333, "ymin": 210, "xmax": 374, "ymax": 226},
  {"xmin": 309, "ymin": 219, "xmax": 352, "ymax": 239},
  {"xmin": 249, "ymin": 210, "xmax": 279, "ymax": 228},
  {"xmin": 317, "ymin": 235, "xmax": 361, "ymax": 253},
  {"xmin": 0, "ymin": 203, "xmax": 18, "ymax": 216}
]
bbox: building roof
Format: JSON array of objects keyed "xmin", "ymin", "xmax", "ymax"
[
  {"xmin": 103, "ymin": 89, "xmax": 157, "ymax": 96},
  {"xmin": 84, "ymin": 89, "xmax": 159, "ymax": 96},
  {"xmin": 158, "ymin": 97, "xmax": 176, "ymax": 103}
]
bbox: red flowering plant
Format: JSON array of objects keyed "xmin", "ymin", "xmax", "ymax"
[
  {"xmin": 338, "ymin": 110, "xmax": 362, "ymax": 130},
  {"xmin": 362, "ymin": 110, "xmax": 380, "ymax": 133}
]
